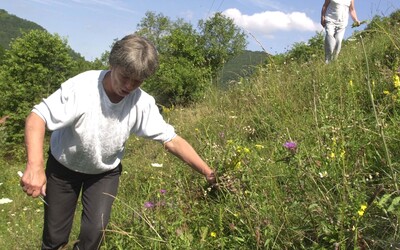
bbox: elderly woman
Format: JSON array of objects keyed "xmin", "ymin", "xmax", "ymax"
[
  {"xmin": 321, "ymin": 0, "xmax": 360, "ymax": 63},
  {"xmin": 20, "ymin": 34, "xmax": 216, "ymax": 250}
]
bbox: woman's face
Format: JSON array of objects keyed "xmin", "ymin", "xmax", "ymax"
[{"xmin": 110, "ymin": 67, "xmax": 143, "ymax": 98}]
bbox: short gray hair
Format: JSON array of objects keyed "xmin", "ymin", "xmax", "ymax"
[{"xmin": 109, "ymin": 34, "xmax": 159, "ymax": 81}]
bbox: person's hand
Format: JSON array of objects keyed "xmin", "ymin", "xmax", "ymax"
[
  {"xmin": 205, "ymin": 171, "xmax": 217, "ymax": 187},
  {"xmin": 20, "ymin": 166, "xmax": 47, "ymax": 198},
  {"xmin": 351, "ymin": 20, "xmax": 362, "ymax": 28},
  {"xmin": 321, "ymin": 18, "xmax": 326, "ymax": 28}
]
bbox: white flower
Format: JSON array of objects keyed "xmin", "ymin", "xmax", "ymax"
[
  {"xmin": 151, "ymin": 163, "xmax": 163, "ymax": 168},
  {"xmin": 0, "ymin": 198, "xmax": 13, "ymax": 204},
  {"xmin": 319, "ymin": 171, "xmax": 328, "ymax": 178}
]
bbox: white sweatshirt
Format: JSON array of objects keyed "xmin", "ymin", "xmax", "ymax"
[
  {"xmin": 325, "ymin": 0, "xmax": 351, "ymax": 26},
  {"xmin": 33, "ymin": 70, "xmax": 176, "ymax": 174}
]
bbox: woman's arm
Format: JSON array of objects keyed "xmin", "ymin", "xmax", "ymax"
[
  {"xmin": 21, "ymin": 112, "xmax": 47, "ymax": 198},
  {"xmin": 164, "ymin": 135, "xmax": 216, "ymax": 184},
  {"xmin": 349, "ymin": 0, "xmax": 360, "ymax": 24},
  {"xmin": 321, "ymin": 0, "xmax": 330, "ymax": 27}
]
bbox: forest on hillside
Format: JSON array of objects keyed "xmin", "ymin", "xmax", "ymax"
[{"xmin": 0, "ymin": 9, "xmax": 44, "ymax": 49}]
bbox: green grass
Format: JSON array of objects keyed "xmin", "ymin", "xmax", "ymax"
[{"xmin": 1, "ymin": 13, "xmax": 400, "ymax": 249}]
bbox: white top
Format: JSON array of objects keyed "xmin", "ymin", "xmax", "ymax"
[
  {"xmin": 325, "ymin": 0, "xmax": 351, "ymax": 26},
  {"xmin": 33, "ymin": 70, "xmax": 176, "ymax": 174}
]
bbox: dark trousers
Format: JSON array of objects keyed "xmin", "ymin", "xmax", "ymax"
[{"xmin": 42, "ymin": 153, "xmax": 122, "ymax": 250}]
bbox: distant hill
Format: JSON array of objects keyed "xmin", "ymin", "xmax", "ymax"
[
  {"xmin": 218, "ymin": 50, "xmax": 270, "ymax": 88},
  {"xmin": 0, "ymin": 9, "xmax": 45, "ymax": 49},
  {"xmin": 0, "ymin": 9, "xmax": 85, "ymax": 61}
]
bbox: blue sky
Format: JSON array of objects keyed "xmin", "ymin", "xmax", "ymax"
[{"xmin": 1, "ymin": 0, "xmax": 399, "ymax": 61}]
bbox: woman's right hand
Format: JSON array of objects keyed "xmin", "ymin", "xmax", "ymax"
[{"xmin": 20, "ymin": 166, "xmax": 47, "ymax": 198}]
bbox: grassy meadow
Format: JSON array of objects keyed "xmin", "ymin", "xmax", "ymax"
[{"xmin": 1, "ymin": 14, "xmax": 400, "ymax": 249}]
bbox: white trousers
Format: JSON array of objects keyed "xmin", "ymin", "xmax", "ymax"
[{"xmin": 324, "ymin": 22, "xmax": 346, "ymax": 63}]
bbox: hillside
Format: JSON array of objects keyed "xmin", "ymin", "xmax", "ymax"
[
  {"xmin": 219, "ymin": 50, "xmax": 270, "ymax": 88},
  {"xmin": 0, "ymin": 9, "xmax": 86, "ymax": 61},
  {"xmin": 0, "ymin": 9, "xmax": 45, "ymax": 49}
]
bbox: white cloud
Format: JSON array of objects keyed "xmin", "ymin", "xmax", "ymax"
[{"xmin": 222, "ymin": 8, "xmax": 321, "ymax": 35}]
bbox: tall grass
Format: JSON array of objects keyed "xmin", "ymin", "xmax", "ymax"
[{"xmin": 1, "ymin": 13, "xmax": 400, "ymax": 249}]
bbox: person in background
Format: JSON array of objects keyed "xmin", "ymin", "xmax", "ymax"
[
  {"xmin": 321, "ymin": 0, "xmax": 360, "ymax": 63},
  {"xmin": 20, "ymin": 34, "xmax": 217, "ymax": 250}
]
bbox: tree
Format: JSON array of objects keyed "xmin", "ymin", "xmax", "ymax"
[
  {"xmin": 136, "ymin": 12, "xmax": 211, "ymax": 106},
  {"xmin": 286, "ymin": 31, "xmax": 324, "ymax": 62},
  {"xmin": 135, "ymin": 11, "xmax": 173, "ymax": 54},
  {"xmin": 198, "ymin": 12, "xmax": 247, "ymax": 74},
  {"xmin": 0, "ymin": 45, "xmax": 4, "ymax": 64},
  {"xmin": 145, "ymin": 23, "xmax": 211, "ymax": 106},
  {"xmin": 0, "ymin": 30, "xmax": 76, "ymax": 144}
]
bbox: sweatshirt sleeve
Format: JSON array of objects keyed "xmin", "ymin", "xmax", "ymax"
[
  {"xmin": 132, "ymin": 94, "xmax": 176, "ymax": 143},
  {"xmin": 32, "ymin": 80, "xmax": 78, "ymax": 131}
]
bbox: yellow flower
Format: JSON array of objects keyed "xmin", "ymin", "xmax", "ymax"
[
  {"xmin": 330, "ymin": 152, "xmax": 335, "ymax": 158},
  {"xmin": 255, "ymin": 144, "xmax": 264, "ymax": 149},
  {"xmin": 383, "ymin": 90, "xmax": 390, "ymax": 95},
  {"xmin": 235, "ymin": 161, "xmax": 242, "ymax": 169},
  {"xmin": 357, "ymin": 203, "xmax": 367, "ymax": 217},
  {"xmin": 394, "ymin": 75, "xmax": 400, "ymax": 89},
  {"xmin": 210, "ymin": 232, "xmax": 217, "ymax": 237},
  {"xmin": 161, "ymin": 105, "xmax": 173, "ymax": 113},
  {"xmin": 349, "ymin": 80, "xmax": 353, "ymax": 87},
  {"xmin": 243, "ymin": 147, "xmax": 250, "ymax": 153},
  {"xmin": 340, "ymin": 150, "xmax": 345, "ymax": 159}
]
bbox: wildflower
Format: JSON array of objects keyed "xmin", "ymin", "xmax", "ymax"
[
  {"xmin": 394, "ymin": 75, "xmax": 400, "ymax": 89},
  {"xmin": 161, "ymin": 105, "xmax": 171, "ymax": 113},
  {"xmin": 357, "ymin": 203, "xmax": 367, "ymax": 217},
  {"xmin": 283, "ymin": 141, "xmax": 297, "ymax": 153},
  {"xmin": 243, "ymin": 147, "xmax": 250, "ymax": 153},
  {"xmin": 349, "ymin": 80, "xmax": 353, "ymax": 87},
  {"xmin": 210, "ymin": 232, "xmax": 217, "ymax": 237},
  {"xmin": 383, "ymin": 90, "xmax": 390, "ymax": 95},
  {"xmin": 0, "ymin": 198, "xmax": 13, "ymax": 204},
  {"xmin": 255, "ymin": 144, "xmax": 264, "ymax": 149},
  {"xmin": 340, "ymin": 150, "xmax": 345, "ymax": 159},
  {"xmin": 235, "ymin": 161, "xmax": 242, "ymax": 169},
  {"xmin": 319, "ymin": 171, "xmax": 328, "ymax": 178},
  {"xmin": 144, "ymin": 201, "xmax": 155, "ymax": 209},
  {"xmin": 160, "ymin": 189, "xmax": 167, "ymax": 194},
  {"xmin": 195, "ymin": 128, "xmax": 199, "ymax": 133},
  {"xmin": 330, "ymin": 152, "xmax": 335, "ymax": 158},
  {"xmin": 151, "ymin": 163, "xmax": 163, "ymax": 168}
]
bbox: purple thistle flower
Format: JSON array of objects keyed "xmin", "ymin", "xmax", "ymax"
[
  {"xmin": 144, "ymin": 201, "xmax": 155, "ymax": 208},
  {"xmin": 283, "ymin": 141, "xmax": 297, "ymax": 152}
]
